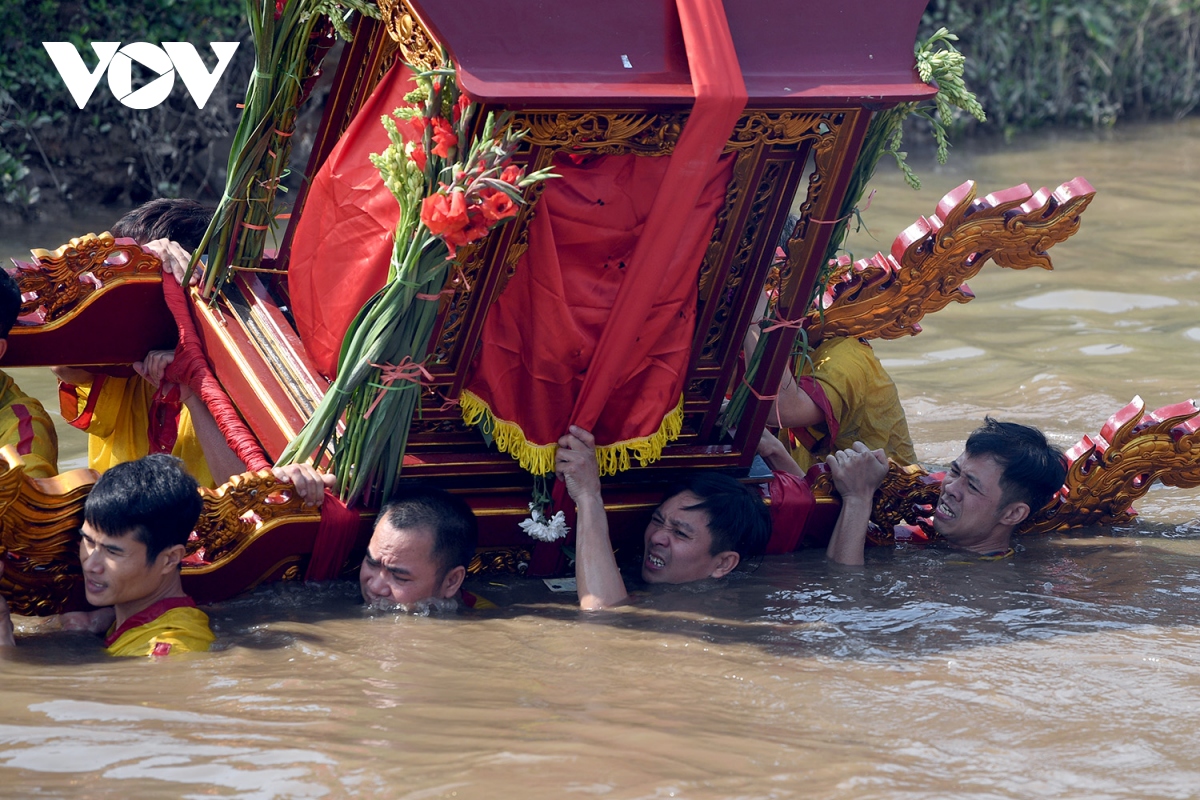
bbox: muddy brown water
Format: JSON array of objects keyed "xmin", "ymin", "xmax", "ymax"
[{"xmin": 1, "ymin": 120, "xmax": 1199, "ymax": 798}]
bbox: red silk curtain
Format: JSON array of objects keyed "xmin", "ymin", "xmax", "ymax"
[
  {"xmin": 460, "ymin": 151, "xmax": 733, "ymax": 471},
  {"xmin": 463, "ymin": 0, "xmax": 747, "ymax": 471},
  {"xmin": 288, "ymin": 66, "xmax": 418, "ymax": 379}
]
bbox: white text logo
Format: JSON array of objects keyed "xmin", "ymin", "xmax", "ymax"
[{"xmin": 42, "ymin": 42, "xmax": 240, "ymax": 110}]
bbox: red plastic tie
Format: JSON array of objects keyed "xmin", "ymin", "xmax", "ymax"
[{"xmin": 365, "ymin": 357, "xmax": 434, "ymax": 419}]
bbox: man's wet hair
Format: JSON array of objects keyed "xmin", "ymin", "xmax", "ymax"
[
  {"xmin": 665, "ymin": 473, "xmax": 772, "ymax": 560},
  {"xmin": 84, "ymin": 454, "xmax": 202, "ymax": 564},
  {"xmin": 378, "ymin": 486, "xmax": 479, "ymax": 576},
  {"xmin": 0, "ymin": 269, "xmax": 22, "ymax": 338},
  {"xmin": 112, "ymin": 198, "xmax": 215, "ymax": 250},
  {"xmin": 965, "ymin": 417, "xmax": 1067, "ymax": 514}
]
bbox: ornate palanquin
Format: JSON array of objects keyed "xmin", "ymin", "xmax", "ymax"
[
  {"xmin": 1, "ymin": 178, "xmax": 1113, "ymax": 609},
  {"xmin": 5, "ymin": 0, "xmax": 1183, "ymax": 614},
  {"xmin": 188, "ymin": 0, "xmax": 947, "ymax": 553}
]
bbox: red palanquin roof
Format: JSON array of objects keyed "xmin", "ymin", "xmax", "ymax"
[{"xmin": 411, "ymin": 0, "xmax": 937, "ymax": 106}]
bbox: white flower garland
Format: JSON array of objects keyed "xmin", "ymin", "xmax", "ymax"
[{"xmin": 519, "ymin": 502, "xmax": 570, "ymax": 542}]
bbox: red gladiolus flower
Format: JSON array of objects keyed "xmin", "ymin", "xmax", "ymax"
[
  {"xmin": 461, "ymin": 210, "xmax": 491, "ymax": 241},
  {"xmin": 499, "ymin": 165, "xmax": 523, "ymax": 185},
  {"xmin": 479, "ymin": 189, "xmax": 518, "ymax": 223},
  {"xmin": 453, "ymin": 91, "xmax": 471, "ymax": 122},
  {"xmin": 275, "ymin": 0, "xmax": 286, "ymax": 20},
  {"xmin": 441, "ymin": 209, "xmax": 490, "ymax": 257},
  {"xmin": 430, "ymin": 117, "xmax": 458, "ymax": 158},
  {"xmin": 410, "ymin": 145, "xmax": 427, "ymax": 172},
  {"xmin": 421, "ymin": 190, "xmax": 470, "ymax": 239}
]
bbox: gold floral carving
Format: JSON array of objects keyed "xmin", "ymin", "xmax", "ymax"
[
  {"xmin": 190, "ymin": 470, "xmax": 322, "ymax": 566},
  {"xmin": 725, "ymin": 110, "xmax": 840, "ymax": 151},
  {"xmin": 808, "ymin": 177, "xmax": 1097, "ymax": 341},
  {"xmin": 509, "ymin": 112, "xmax": 687, "ymax": 156},
  {"xmin": 377, "ymin": 0, "xmax": 442, "ymax": 71},
  {"xmin": 14, "ymin": 233, "xmax": 162, "ymax": 325},
  {"xmin": 0, "ymin": 447, "xmax": 95, "ymax": 616},
  {"xmin": 467, "ymin": 547, "xmax": 533, "ymax": 576}
]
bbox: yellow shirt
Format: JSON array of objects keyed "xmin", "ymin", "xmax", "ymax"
[
  {"xmin": 0, "ymin": 369, "xmax": 58, "ymax": 478},
  {"xmin": 785, "ymin": 337, "xmax": 917, "ymax": 472},
  {"xmin": 59, "ymin": 373, "xmax": 215, "ymax": 488},
  {"xmin": 104, "ymin": 597, "xmax": 214, "ymax": 657}
]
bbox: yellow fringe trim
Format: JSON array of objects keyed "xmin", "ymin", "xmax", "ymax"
[{"xmin": 459, "ymin": 390, "xmax": 684, "ymax": 477}]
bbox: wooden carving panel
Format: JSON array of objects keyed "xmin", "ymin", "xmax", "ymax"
[
  {"xmin": 6, "ymin": 233, "xmax": 178, "ymax": 367},
  {"xmin": 509, "ymin": 112, "xmax": 687, "ymax": 155},
  {"xmin": 0, "ymin": 450, "xmax": 94, "ymax": 616},
  {"xmin": 12, "ymin": 233, "xmax": 161, "ymax": 325},
  {"xmin": 1024, "ymin": 397, "xmax": 1200, "ymax": 534},
  {"xmin": 379, "ymin": 0, "xmax": 443, "ymax": 72}
]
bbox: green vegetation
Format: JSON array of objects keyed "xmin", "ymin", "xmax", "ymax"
[
  {"xmin": 4, "ymin": 1, "xmax": 1197, "ymax": 219},
  {"xmin": 921, "ymin": 0, "xmax": 1200, "ymax": 135},
  {"xmin": 0, "ymin": 0, "xmax": 247, "ymax": 216}
]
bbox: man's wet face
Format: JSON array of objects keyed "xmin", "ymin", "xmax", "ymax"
[
  {"xmin": 79, "ymin": 523, "xmax": 164, "ymax": 609},
  {"xmin": 359, "ymin": 519, "xmax": 452, "ymax": 608},
  {"xmin": 932, "ymin": 452, "xmax": 1011, "ymax": 545},
  {"xmin": 641, "ymin": 491, "xmax": 730, "ymax": 584}
]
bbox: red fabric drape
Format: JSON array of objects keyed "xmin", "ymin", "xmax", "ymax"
[
  {"xmin": 304, "ymin": 491, "xmax": 363, "ymax": 580},
  {"xmin": 287, "ymin": 65, "xmax": 419, "ymax": 379},
  {"xmin": 463, "ymin": 152, "xmax": 733, "ymax": 453},
  {"xmin": 566, "ymin": 0, "xmax": 746, "ymax": 437},
  {"xmin": 465, "ymin": 0, "xmax": 747, "ymax": 465},
  {"xmin": 763, "ymin": 471, "xmax": 816, "ymax": 555}
]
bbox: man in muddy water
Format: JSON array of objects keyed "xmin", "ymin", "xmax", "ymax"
[
  {"xmin": 1, "ymin": 454, "xmax": 210, "ymax": 655},
  {"xmin": 555, "ymin": 426, "xmax": 772, "ymax": 610},
  {"xmin": 824, "ymin": 417, "xmax": 1067, "ymax": 565},
  {"xmin": 0, "ymin": 454, "xmax": 331, "ymax": 654},
  {"xmin": 359, "ymin": 485, "xmax": 481, "ymax": 610}
]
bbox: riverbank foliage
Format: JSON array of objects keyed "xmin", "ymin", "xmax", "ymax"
[
  {"xmin": 4, "ymin": 1, "xmax": 1199, "ymax": 219},
  {"xmin": 0, "ymin": 0, "xmax": 247, "ymax": 218},
  {"xmin": 921, "ymin": 0, "xmax": 1200, "ymax": 135}
]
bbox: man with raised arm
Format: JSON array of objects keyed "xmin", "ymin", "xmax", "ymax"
[
  {"xmin": 52, "ymin": 198, "xmax": 251, "ymax": 487},
  {"xmin": 825, "ymin": 418, "xmax": 1067, "ymax": 565},
  {"xmin": 555, "ymin": 426, "xmax": 772, "ymax": 610}
]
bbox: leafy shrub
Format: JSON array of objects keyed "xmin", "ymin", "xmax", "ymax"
[
  {"xmin": 0, "ymin": 0, "xmax": 248, "ymax": 215},
  {"xmin": 922, "ymin": 0, "xmax": 1200, "ymax": 135}
]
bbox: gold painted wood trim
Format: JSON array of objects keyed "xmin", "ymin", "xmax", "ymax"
[
  {"xmin": 10, "ymin": 232, "xmax": 164, "ymax": 334},
  {"xmin": 193, "ymin": 290, "xmax": 304, "ymax": 446}
]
